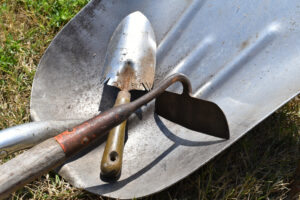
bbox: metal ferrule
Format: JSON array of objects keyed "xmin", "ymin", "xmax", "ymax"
[{"xmin": 0, "ymin": 120, "xmax": 81, "ymax": 158}]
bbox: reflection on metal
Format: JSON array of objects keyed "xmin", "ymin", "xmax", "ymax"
[
  {"xmin": 30, "ymin": 0, "xmax": 300, "ymax": 198},
  {"xmin": 195, "ymin": 22, "xmax": 281, "ymax": 98},
  {"xmin": 103, "ymin": 11, "xmax": 156, "ymax": 91}
]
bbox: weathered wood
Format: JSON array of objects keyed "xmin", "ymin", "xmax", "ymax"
[{"xmin": 0, "ymin": 138, "xmax": 66, "ymax": 199}]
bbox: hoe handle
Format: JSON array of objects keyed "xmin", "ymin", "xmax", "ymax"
[
  {"xmin": 0, "ymin": 73, "xmax": 195, "ymax": 198},
  {"xmin": 0, "ymin": 138, "xmax": 66, "ymax": 199},
  {"xmin": 101, "ymin": 90, "xmax": 131, "ymax": 178}
]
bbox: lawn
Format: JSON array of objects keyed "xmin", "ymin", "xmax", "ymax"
[{"xmin": 0, "ymin": 0, "xmax": 299, "ymax": 199}]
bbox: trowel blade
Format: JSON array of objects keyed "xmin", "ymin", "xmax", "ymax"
[{"xmin": 103, "ymin": 11, "xmax": 156, "ymax": 91}]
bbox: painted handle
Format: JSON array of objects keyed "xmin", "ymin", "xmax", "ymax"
[
  {"xmin": 0, "ymin": 120, "xmax": 81, "ymax": 158},
  {"xmin": 0, "ymin": 138, "xmax": 66, "ymax": 199},
  {"xmin": 101, "ymin": 90, "xmax": 131, "ymax": 178}
]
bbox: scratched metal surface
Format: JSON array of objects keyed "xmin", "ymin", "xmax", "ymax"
[{"xmin": 30, "ymin": 0, "xmax": 300, "ymax": 198}]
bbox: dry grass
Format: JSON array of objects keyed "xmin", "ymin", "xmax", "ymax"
[{"xmin": 0, "ymin": 1, "xmax": 299, "ymax": 199}]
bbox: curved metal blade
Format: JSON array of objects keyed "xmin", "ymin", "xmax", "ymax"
[
  {"xmin": 155, "ymin": 91, "xmax": 230, "ymax": 140},
  {"xmin": 103, "ymin": 11, "xmax": 156, "ymax": 91}
]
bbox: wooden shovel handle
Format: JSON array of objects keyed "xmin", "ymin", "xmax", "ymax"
[
  {"xmin": 100, "ymin": 90, "xmax": 131, "ymax": 178},
  {"xmin": 0, "ymin": 138, "xmax": 66, "ymax": 199}
]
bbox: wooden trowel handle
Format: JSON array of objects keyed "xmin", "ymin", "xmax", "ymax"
[
  {"xmin": 101, "ymin": 90, "xmax": 131, "ymax": 178},
  {"xmin": 0, "ymin": 138, "xmax": 66, "ymax": 199}
]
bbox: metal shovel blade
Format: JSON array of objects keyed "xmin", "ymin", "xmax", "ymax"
[{"xmin": 29, "ymin": 0, "xmax": 300, "ymax": 199}]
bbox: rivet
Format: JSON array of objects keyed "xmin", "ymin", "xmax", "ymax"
[{"xmin": 82, "ymin": 137, "xmax": 89, "ymax": 144}]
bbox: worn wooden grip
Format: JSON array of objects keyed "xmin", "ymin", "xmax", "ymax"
[
  {"xmin": 101, "ymin": 90, "xmax": 131, "ymax": 178},
  {"xmin": 0, "ymin": 138, "xmax": 66, "ymax": 199}
]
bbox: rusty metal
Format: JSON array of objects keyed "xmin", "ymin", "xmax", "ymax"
[{"xmin": 55, "ymin": 73, "xmax": 229, "ymax": 156}]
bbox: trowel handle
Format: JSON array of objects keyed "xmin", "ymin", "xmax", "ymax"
[{"xmin": 100, "ymin": 90, "xmax": 131, "ymax": 178}]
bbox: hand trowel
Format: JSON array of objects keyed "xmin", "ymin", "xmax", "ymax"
[{"xmin": 100, "ymin": 11, "xmax": 156, "ymax": 178}]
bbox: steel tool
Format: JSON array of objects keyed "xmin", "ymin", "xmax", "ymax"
[
  {"xmin": 100, "ymin": 12, "xmax": 156, "ymax": 178},
  {"xmin": 0, "ymin": 73, "xmax": 229, "ymax": 199}
]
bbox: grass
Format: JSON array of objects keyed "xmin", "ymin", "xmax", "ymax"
[{"xmin": 0, "ymin": 0, "xmax": 299, "ymax": 199}]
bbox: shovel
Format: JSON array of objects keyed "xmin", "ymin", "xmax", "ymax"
[{"xmin": 49, "ymin": 2, "xmax": 300, "ymax": 198}]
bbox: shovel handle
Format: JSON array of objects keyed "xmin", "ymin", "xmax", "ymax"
[
  {"xmin": 100, "ymin": 90, "xmax": 131, "ymax": 178},
  {"xmin": 0, "ymin": 138, "xmax": 66, "ymax": 199},
  {"xmin": 0, "ymin": 120, "xmax": 81, "ymax": 158}
]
